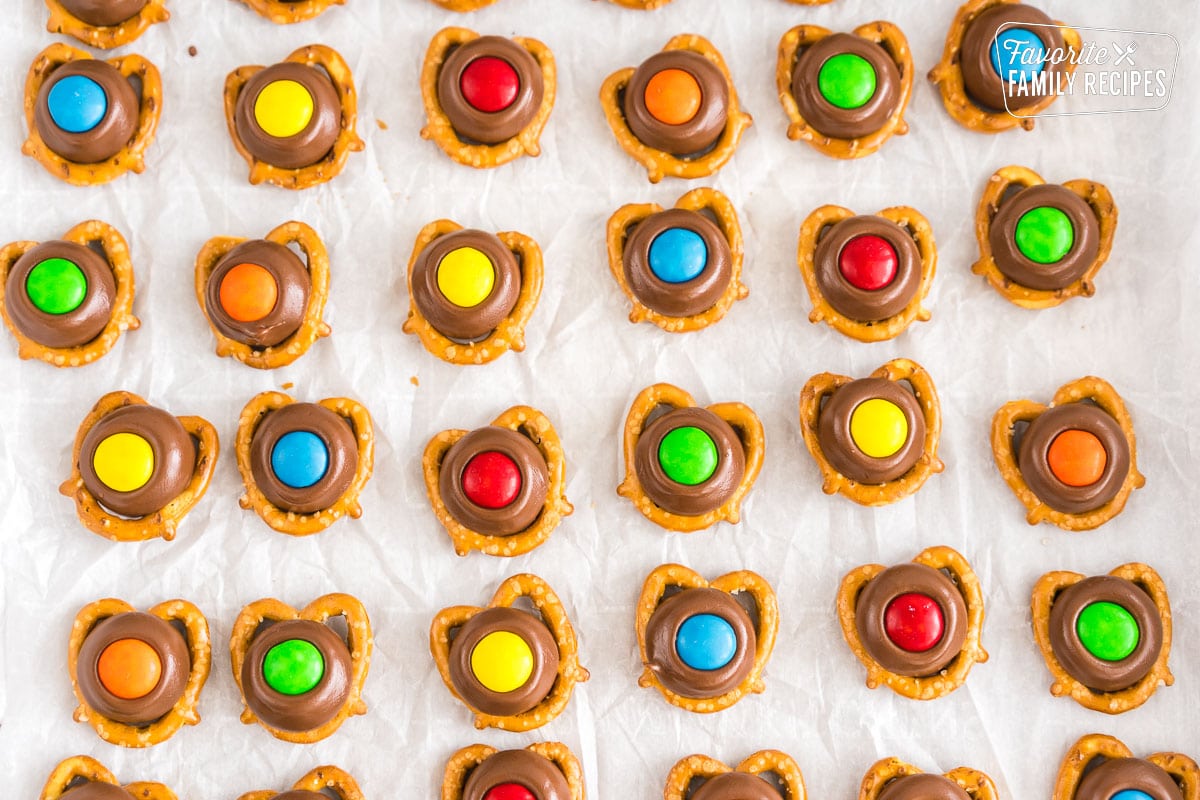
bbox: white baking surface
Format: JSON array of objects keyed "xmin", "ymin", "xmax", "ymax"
[{"xmin": 2, "ymin": 0, "xmax": 1198, "ymax": 797}]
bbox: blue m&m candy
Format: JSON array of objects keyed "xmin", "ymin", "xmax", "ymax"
[
  {"xmin": 648, "ymin": 227, "xmax": 708, "ymax": 284},
  {"xmin": 47, "ymin": 75, "xmax": 108, "ymax": 134},
  {"xmin": 271, "ymin": 430, "xmax": 329, "ymax": 489},
  {"xmin": 675, "ymin": 613, "xmax": 737, "ymax": 671},
  {"xmin": 990, "ymin": 28, "xmax": 1047, "ymax": 83}
]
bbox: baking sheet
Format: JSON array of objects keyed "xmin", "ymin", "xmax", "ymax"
[{"xmin": 2, "ymin": 0, "xmax": 1199, "ymax": 797}]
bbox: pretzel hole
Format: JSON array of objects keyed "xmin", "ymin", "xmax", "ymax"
[
  {"xmin": 84, "ymin": 239, "xmax": 109, "ymax": 260},
  {"xmin": 1009, "ymin": 419, "xmax": 1030, "ymax": 455},
  {"xmin": 509, "ymin": 595, "xmax": 544, "ymax": 622},
  {"xmin": 732, "ymin": 589, "xmax": 761, "ymax": 629},
  {"xmin": 684, "ymin": 776, "xmax": 708, "ymax": 799},
  {"xmin": 644, "ymin": 403, "xmax": 679, "ymax": 427},
  {"xmin": 816, "ymin": 222, "xmax": 835, "ymax": 244},
  {"xmin": 661, "ymin": 584, "xmax": 685, "ymax": 602},
  {"xmin": 325, "ymin": 614, "xmax": 349, "ymax": 642},
  {"xmin": 285, "ymin": 241, "xmax": 305, "ymax": 262},
  {"xmin": 65, "ymin": 777, "xmax": 90, "ymax": 792}
]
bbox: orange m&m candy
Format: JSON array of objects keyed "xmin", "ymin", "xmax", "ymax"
[
  {"xmin": 1047, "ymin": 429, "xmax": 1107, "ymax": 487},
  {"xmin": 644, "ymin": 68, "xmax": 702, "ymax": 125},
  {"xmin": 97, "ymin": 638, "xmax": 162, "ymax": 699},
  {"xmin": 219, "ymin": 263, "xmax": 278, "ymax": 322}
]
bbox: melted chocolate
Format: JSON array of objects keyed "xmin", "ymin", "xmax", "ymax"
[
  {"xmin": 447, "ymin": 607, "xmax": 560, "ymax": 716},
  {"xmin": 623, "ymin": 50, "xmax": 728, "ymax": 157},
  {"xmin": 234, "ymin": 63, "xmax": 341, "ymax": 171},
  {"xmin": 877, "ymin": 774, "xmax": 971, "ymax": 800},
  {"xmin": 204, "ymin": 239, "xmax": 310, "ymax": 348},
  {"xmin": 960, "ymin": 4, "xmax": 1066, "ymax": 112},
  {"xmin": 437, "ymin": 36, "xmax": 544, "ymax": 145},
  {"xmin": 643, "ymin": 587, "xmax": 756, "ymax": 699},
  {"xmin": 1075, "ymin": 758, "xmax": 1184, "ymax": 800},
  {"xmin": 817, "ymin": 378, "xmax": 925, "ymax": 484},
  {"xmin": 1048, "ymin": 576, "xmax": 1163, "ymax": 693},
  {"xmin": 35, "ymin": 59, "xmax": 139, "ymax": 164},
  {"xmin": 790, "ymin": 33, "xmax": 902, "ymax": 139},
  {"xmin": 691, "ymin": 772, "xmax": 783, "ymax": 800},
  {"xmin": 76, "ymin": 612, "xmax": 190, "ymax": 726},
  {"xmin": 855, "ymin": 563, "xmax": 967, "ymax": 677},
  {"xmin": 411, "ymin": 229, "xmax": 521, "ymax": 342},
  {"xmin": 439, "ymin": 426, "xmax": 549, "ymax": 536},
  {"xmin": 249, "ymin": 402, "xmax": 358, "ymax": 514},
  {"xmin": 621, "ymin": 208, "xmax": 733, "ymax": 318},
  {"xmin": 812, "ymin": 215, "xmax": 921, "ymax": 322},
  {"xmin": 5, "ymin": 240, "xmax": 116, "ymax": 349},
  {"xmin": 241, "ymin": 618, "xmax": 353, "ymax": 733},
  {"xmin": 462, "ymin": 750, "xmax": 572, "ymax": 800},
  {"xmin": 1016, "ymin": 403, "xmax": 1130, "ymax": 515},
  {"xmin": 79, "ymin": 404, "xmax": 196, "ymax": 518},
  {"xmin": 62, "ymin": 783, "xmax": 136, "ymax": 800},
  {"xmin": 988, "ymin": 184, "xmax": 1100, "ymax": 291},
  {"xmin": 634, "ymin": 407, "xmax": 745, "ymax": 517},
  {"xmin": 59, "ymin": 0, "xmax": 147, "ymax": 26}
]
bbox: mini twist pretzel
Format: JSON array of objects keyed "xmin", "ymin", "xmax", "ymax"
[
  {"xmin": 424, "ymin": 405, "xmax": 572, "ymax": 556},
  {"xmin": 607, "ymin": 187, "xmax": 748, "ymax": 332},
  {"xmin": 23, "ymin": 44, "xmax": 162, "ymax": 186},
  {"xmin": 68, "ymin": 598, "xmax": 211, "ymax": 747},
  {"xmin": 1053, "ymin": 734, "xmax": 1199, "ymax": 800},
  {"xmin": 41, "ymin": 756, "xmax": 177, "ymax": 800},
  {"xmin": 430, "ymin": 573, "xmax": 589, "ymax": 731},
  {"xmin": 224, "ymin": 45, "xmax": 364, "ymax": 190},
  {"xmin": 797, "ymin": 205, "xmax": 935, "ymax": 341},
  {"xmin": 600, "ymin": 35, "xmax": 752, "ymax": 183},
  {"xmin": 235, "ymin": 391, "xmax": 375, "ymax": 536},
  {"xmin": 0, "ymin": 220, "xmax": 140, "ymax": 367},
  {"xmin": 45, "ymin": 0, "xmax": 169, "ymax": 49},
  {"xmin": 636, "ymin": 564, "xmax": 779, "ymax": 713},
  {"xmin": 837, "ymin": 546, "xmax": 988, "ymax": 700},
  {"xmin": 403, "ymin": 220, "xmax": 543, "ymax": 365},
  {"xmin": 799, "ymin": 359, "xmax": 943, "ymax": 506},
  {"xmin": 1032, "ymin": 563, "xmax": 1173, "ymax": 714},
  {"xmin": 973, "ymin": 166, "xmax": 1117, "ymax": 308},
  {"xmin": 230, "ymin": 593, "xmax": 372, "ymax": 744},
  {"xmin": 442, "ymin": 743, "xmax": 586, "ymax": 800},
  {"xmin": 858, "ymin": 758, "xmax": 999, "ymax": 800},
  {"xmin": 990, "ymin": 376, "xmax": 1144, "ymax": 531},
  {"xmin": 60, "ymin": 391, "xmax": 219, "ymax": 542},
  {"xmin": 236, "ymin": 766, "xmax": 364, "ymax": 800},
  {"xmin": 776, "ymin": 22, "xmax": 913, "ymax": 158},
  {"xmin": 194, "ymin": 221, "xmax": 331, "ymax": 369},
  {"xmin": 619, "ymin": 383, "xmax": 765, "ymax": 532},
  {"xmin": 421, "ymin": 28, "xmax": 556, "ymax": 169},
  {"xmin": 235, "ymin": 0, "xmax": 345, "ymax": 24},
  {"xmin": 929, "ymin": 0, "xmax": 1081, "ymax": 133},
  {"xmin": 665, "ymin": 751, "xmax": 807, "ymax": 800}
]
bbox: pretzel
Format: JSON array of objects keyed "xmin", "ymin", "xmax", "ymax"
[
  {"xmin": 68, "ymin": 598, "xmax": 211, "ymax": 747},
  {"xmin": 236, "ymin": 766, "xmax": 363, "ymax": 800},
  {"xmin": 424, "ymin": 405, "xmax": 572, "ymax": 556},
  {"xmin": 973, "ymin": 165, "xmax": 1117, "ymax": 308},
  {"xmin": 929, "ymin": 0, "xmax": 1081, "ymax": 133},
  {"xmin": 619, "ymin": 383, "xmax": 764, "ymax": 532},
  {"xmin": 403, "ymin": 219, "xmax": 543, "ymax": 365},
  {"xmin": 858, "ymin": 758, "xmax": 999, "ymax": 800},
  {"xmin": 665, "ymin": 752, "xmax": 807, "ymax": 800},
  {"xmin": 420, "ymin": 28, "xmax": 556, "ymax": 169},
  {"xmin": 600, "ymin": 35, "xmax": 752, "ymax": 183},
  {"xmin": 430, "ymin": 0, "xmax": 500, "ymax": 9},
  {"xmin": 1053, "ymin": 734, "xmax": 1199, "ymax": 800},
  {"xmin": 235, "ymin": 0, "xmax": 344, "ymax": 24},
  {"xmin": 636, "ymin": 564, "xmax": 778, "ymax": 713},
  {"xmin": 0, "ymin": 220, "xmax": 139, "ymax": 367},
  {"xmin": 224, "ymin": 45, "xmax": 364, "ymax": 190},
  {"xmin": 799, "ymin": 358, "xmax": 943, "ymax": 506},
  {"xmin": 776, "ymin": 22, "xmax": 912, "ymax": 158},
  {"xmin": 1032, "ymin": 562, "xmax": 1173, "ymax": 714},
  {"xmin": 23, "ymin": 44, "xmax": 161, "ymax": 186},
  {"xmin": 837, "ymin": 546, "xmax": 988, "ymax": 700},
  {"xmin": 45, "ymin": 0, "xmax": 168, "ymax": 49},
  {"xmin": 231, "ymin": 593, "xmax": 372, "ymax": 744},
  {"xmin": 60, "ymin": 391, "xmax": 218, "ymax": 542},
  {"xmin": 41, "ymin": 756, "xmax": 177, "ymax": 800},
  {"xmin": 443, "ymin": 743, "xmax": 585, "ymax": 800},
  {"xmin": 430, "ymin": 574, "xmax": 589, "ymax": 731},
  {"xmin": 194, "ymin": 221, "xmax": 331, "ymax": 369},
  {"xmin": 235, "ymin": 391, "xmax": 374, "ymax": 536},
  {"xmin": 990, "ymin": 376, "xmax": 1145, "ymax": 531},
  {"xmin": 607, "ymin": 187, "xmax": 748, "ymax": 332},
  {"xmin": 797, "ymin": 206, "xmax": 935, "ymax": 341}
]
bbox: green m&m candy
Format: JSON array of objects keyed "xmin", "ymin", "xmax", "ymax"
[
  {"xmin": 1015, "ymin": 206, "xmax": 1074, "ymax": 264},
  {"xmin": 818, "ymin": 53, "xmax": 877, "ymax": 110},
  {"xmin": 26, "ymin": 258, "xmax": 87, "ymax": 314},
  {"xmin": 262, "ymin": 638, "xmax": 325, "ymax": 695},
  {"xmin": 1076, "ymin": 601, "xmax": 1139, "ymax": 662},
  {"xmin": 658, "ymin": 426, "xmax": 718, "ymax": 486}
]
